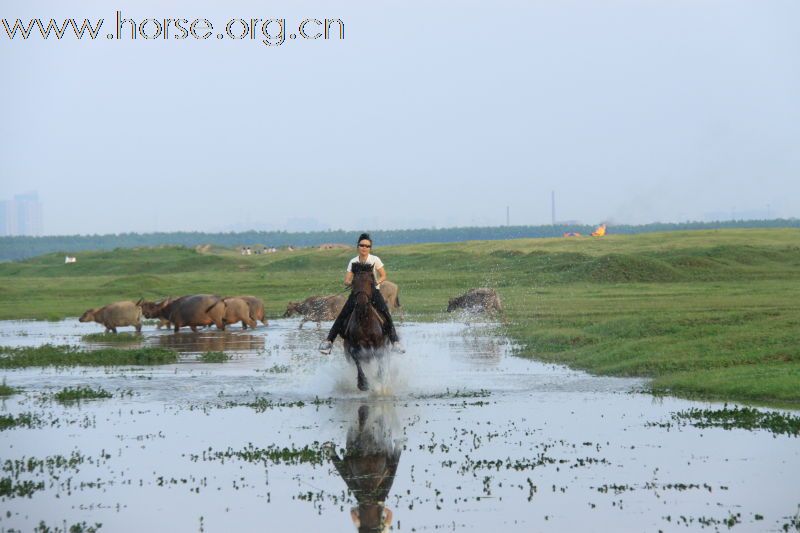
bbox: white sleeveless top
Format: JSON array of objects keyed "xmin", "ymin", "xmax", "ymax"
[{"xmin": 347, "ymin": 254, "xmax": 384, "ymax": 282}]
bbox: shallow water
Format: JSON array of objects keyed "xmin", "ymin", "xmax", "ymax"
[{"xmin": 0, "ymin": 319, "xmax": 798, "ymax": 532}]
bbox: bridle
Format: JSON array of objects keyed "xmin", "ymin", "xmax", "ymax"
[{"xmin": 351, "ymin": 272, "xmax": 374, "ymax": 311}]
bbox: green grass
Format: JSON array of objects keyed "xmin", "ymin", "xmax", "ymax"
[
  {"xmin": 54, "ymin": 386, "xmax": 112, "ymax": 402},
  {"xmin": 0, "ymin": 378, "xmax": 18, "ymax": 396},
  {"xmin": 199, "ymin": 351, "xmax": 228, "ymax": 363},
  {"xmin": 0, "ymin": 345, "xmax": 179, "ymax": 368},
  {"xmin": 1, "ymin": 228, "xmax": 800, "ymax": 405},
  {"xmin": 81, "ymin": 332, "xmax": 141, "ymax": 343}
]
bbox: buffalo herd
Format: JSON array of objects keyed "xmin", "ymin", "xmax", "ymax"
[
  {"xmin": 79, "ymin": 284, "xmax": 502, "ymax": 333},
  {"xmin": 79, "ymin": 294, "xmax": 267, "ymax": 333}
]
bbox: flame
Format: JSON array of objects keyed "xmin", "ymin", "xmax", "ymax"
[{"xmin": 591, "ymin": 224, "xmax": 607, "ymax": 237}]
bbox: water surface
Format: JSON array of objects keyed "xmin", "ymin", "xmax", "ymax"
[{"xmin": 0, "ymin": 319, "xmax": 797, "ymax": 532}]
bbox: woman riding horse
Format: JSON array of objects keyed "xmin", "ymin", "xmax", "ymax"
[{"xmin": 319, "ymin": 233, "xmax": 404, "ymax": 354}]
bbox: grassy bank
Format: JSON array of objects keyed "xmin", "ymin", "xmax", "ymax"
[
  {"xmin": 0, "ymin": 228, "xmax": 799, "ymax": 405},
  {"xmin": 0, "ymin": 345, "xmax": 179, "ymax": 368}
]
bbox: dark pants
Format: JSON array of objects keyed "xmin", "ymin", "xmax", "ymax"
[{"xmin": 327, "ymin": 289, "xmax": 399, "ymax": 343}]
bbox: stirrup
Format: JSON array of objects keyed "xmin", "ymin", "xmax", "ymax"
[{"xmin": 319, "ymin": 340, "xmax": 333, "ymax": 354}]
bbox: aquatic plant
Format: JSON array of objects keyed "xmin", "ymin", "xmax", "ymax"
[
  {"xmin": 31, "ymin": 521, "xmax": 103, "ymax": 533},
  {"xmin": 658, "ymin": 405, "xmax": 800, "ymax": 437},
  {"xmin": 0, "ymin": 412, "xmax": 43, "ymax": 431},
  {"xmin": 190, "ymin": 442, "xmax": 327, "ymax": 466},
  {"xmin": 413, "ymin": 389, "xmax": 491, "ymax": 400},
  {"xmin": 2, "ymin": 450, "xmax": 94, "ymax": 477},
  {"xmin": 54, "ymin": 386, "xmax": 112, "ymax": 403},
  {"xmin": 0, "ymin": 477, "xmax": 44, "ymax": 498},
  {"xmin": 199, "ymin": 351, "xmax": 228, "ymax": 363},
  {"xmin": 0, "ymin": 378, "xmax": 18, "ymax": 396},
  {"xmin": 231, "ymin": 396, "xmax": 333, "ymax": 412},
  {"xmin": 258, "ymin": 364, "xmax": 291, "ymax": 373}
]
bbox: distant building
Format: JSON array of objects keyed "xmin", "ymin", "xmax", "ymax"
[
  {"xmin": 0, "ymin": 192, "xmax": 43, "ymax": 236},
  {"xmin": 0, "ymin": 202, "xmax": 7, "ymax": 236}
]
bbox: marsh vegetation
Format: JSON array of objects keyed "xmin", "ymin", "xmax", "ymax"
[{"xmin": 1, "ymin": 228, "xmax": 798, "ymax": 403}]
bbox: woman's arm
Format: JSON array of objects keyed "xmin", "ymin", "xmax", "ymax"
[
  {"xmin": 376, "ymin": 267, "xmax": 387, "ymax": 286},
  {"xmin": 344, "ymin": 271, "xmax": 354, "ymax": 286}
]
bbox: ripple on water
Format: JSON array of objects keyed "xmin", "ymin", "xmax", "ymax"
[{"xmin": 0, "ymin": 319, "xmax": 797, "ymax": 532}]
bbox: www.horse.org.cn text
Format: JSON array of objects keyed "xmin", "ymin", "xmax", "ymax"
[{"xmin": 1, "ymin": 11, "xmax": 345, "ymax": 47}]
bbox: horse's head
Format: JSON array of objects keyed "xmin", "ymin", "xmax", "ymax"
[{"xmin": 350, "ymin": 263, "xmax": 375, "ymax": 307}]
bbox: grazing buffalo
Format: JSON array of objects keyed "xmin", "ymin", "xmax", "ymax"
[
  {"xmin": 225, "ymin": 295, "xmax": 267, "ymax": 327},
  {"xmin": 79, "ymin": 300, "xmax": 143, "ymax": 333},
  {"xmin": 220, "ymin": 297, "xmax": 257, "ymax": 329},
  {"xmin": 379, "ymin": 281, "xmax": 402, "ymax": 315},
  {"xmin": 447, "ymin": 288, "xmax": 503, "ymax": 314},
  {"xmin": 284, "ymin": 294, "xmax": 347, "ymax": 329},
  {"xmin": 163, "ymin": 294, "xmax": 226, "ymax": 332},
  {"xmin": 140, "ymin": 297, "xmax": 175, "ymax": 329}
]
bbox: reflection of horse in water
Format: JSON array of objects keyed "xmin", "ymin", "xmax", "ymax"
[
  {"xmin": 149, "ymin": 331, "xmax": 265, "ymax": 353},
  {"xmin": 343, "ymin": 263, "xmax": 390, "ymax": 391},
  {"xmin": 325, "ymin": 403, "xmax": 402, "ymax": 533}
]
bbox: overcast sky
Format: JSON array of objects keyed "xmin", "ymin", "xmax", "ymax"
[{"xmin": 1, "ymin": 0, "xmax": 798, "ymax": 235}]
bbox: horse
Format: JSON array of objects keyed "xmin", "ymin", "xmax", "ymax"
[
  {"xmin": 342, "ymin": 263, "xmax": 390, "ymax": 391},
  {"xmin": 324, "ymin": 402, "xmax": 401, "ymax": 531}
]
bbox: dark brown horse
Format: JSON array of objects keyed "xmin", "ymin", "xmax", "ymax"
[
  {"xmin": 325, "ymin": 403, "xmax": 401, "ymax": 532},
  {"xmin": 343, "ymin": 263, "xmax": 389, "ymax": 391}
]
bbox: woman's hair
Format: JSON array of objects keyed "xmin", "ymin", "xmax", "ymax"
[{"xmin": 357, "ymin": 233, "xmax": 372, "ymax": 244}]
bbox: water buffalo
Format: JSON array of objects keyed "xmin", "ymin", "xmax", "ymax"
[
  {"xmin": 379, "ymin": 281, "xmax": 402, "ymax": 314},
  {"xmin": 284, "ymin": 294, "xmax": 347, "ymax": 329},
  {"xmin": 220, "ymin": 297, "xmax": 257, "ymax": 329},
  {"xmin": 79, "ymin": 300, "xmax": 143, "ymax": 333},
  {"xmin": 447, "ymin": 288, "xmax": 503, "ymax": 314},
  {"xmin": 163, "ymin": 294, "xmax": 226, "ymax": 332},
  {"xmin": 225, "ymin": 295, "xmax": 267, "ymax": 327},
  {"xmin": 140, "ymin": 297, "xmax": 175, "ymax": 329}
]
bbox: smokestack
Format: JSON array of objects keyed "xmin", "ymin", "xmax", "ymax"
[
  {"xmin": 551, "ymin": 191, "xmax": 556, "ymax": 225},
  {"xmin": 506, "ymin": 206, "xmax": 510, "ymax": 226}
]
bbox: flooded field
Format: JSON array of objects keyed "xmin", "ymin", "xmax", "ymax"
[{"xmin": 0, "ymin": 319, "xmax": 798, "ymax": 532}]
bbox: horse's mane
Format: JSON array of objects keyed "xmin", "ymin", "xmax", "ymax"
[{"xmin": 350, "ymin": 262, "xmax": 374, "ymax": 274}]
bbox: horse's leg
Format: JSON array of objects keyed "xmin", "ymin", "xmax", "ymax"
[
  {"xmin": 349, "ymin": 346, "xmax": 368, "ymax": 391},
  {"xmin": 355, "ymin": 358, "xmax": 368, "ymax": 391}
]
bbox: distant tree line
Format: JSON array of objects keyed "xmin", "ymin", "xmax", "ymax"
[{"xmin": 1, "ymin": 219, "xmax": 798, "ymax": 262}]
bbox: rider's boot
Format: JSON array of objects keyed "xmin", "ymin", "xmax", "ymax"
[
  {"xmin": 382, "ymin": 317, "xmax": 405, "ymax": 353},
  {"xmin": 319, "ymin": 340, "xmax": 333, "ymax": 354}
]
